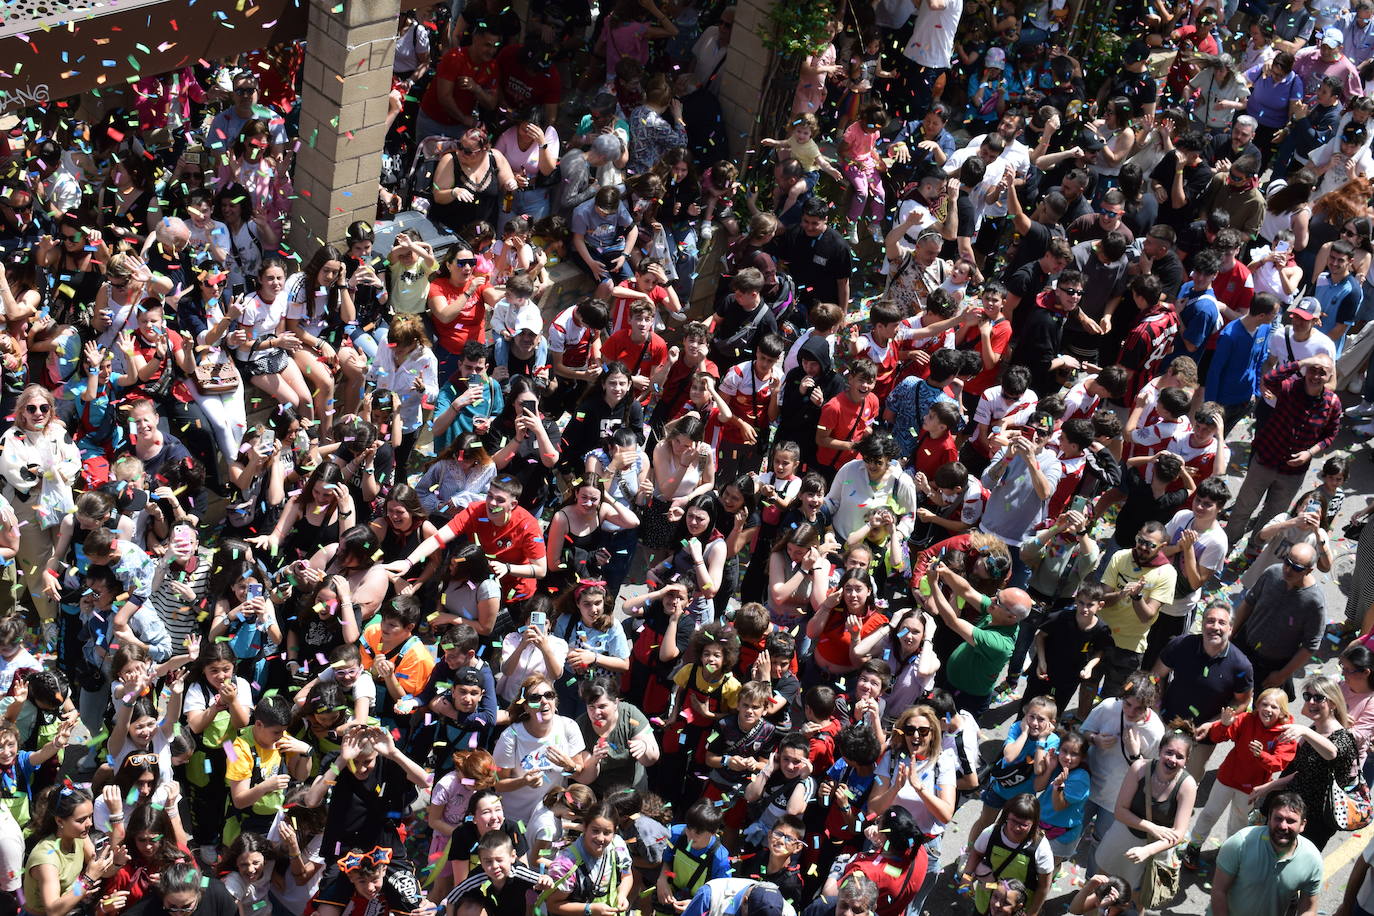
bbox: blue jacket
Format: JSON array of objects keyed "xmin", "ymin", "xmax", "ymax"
[{"xmin": 1205, "ymin": 319, "xmax": 1272, "ymax": 406}]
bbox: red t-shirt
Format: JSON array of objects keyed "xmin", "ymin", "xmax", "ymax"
[
  {"xmin": 445, "ymin": 499, "xmax": 543, "ymax": 600},
  {"xmin": 610, "ymin": 283, "xmax": 671, "ymax": 335},
  {"xmin": 959, "ymin": 319, "xmax": 1014, "ymax": 397},
  {"xmin": 815, "ymin": 392, "xmax": 881, "ymax": 469},
  {"xmin": 429, "ymin": 276, "xmax": 489, "ymax": 353},
  {"xmin": 603, "ymin": 329, "xmax": 669, "ymax": 404},
  {"xmin": 816, "ymin": 608, "xmax": 888, "ymax": 670},
  {"xmin": 845, "ymin": 850, "xmax": 931, "ymax": 916},
  {"xmin": 496, "ymin": 44, "xmax": 563, "ymax": 109},
  {"xmin": 910, "ymin": 429, "xmax": 959, "ymax": 479},
  {"xmin": 657, "ymin": 356, "xmax": 719, "ymax": 418},
  {"xmin": 421, "ymin": 46, "xmax": 499, "ymax": 122}
]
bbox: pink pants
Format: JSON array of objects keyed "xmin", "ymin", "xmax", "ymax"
[{"xmin": 845, "ymin": 163, "xmax": 885, "ymax": 222}]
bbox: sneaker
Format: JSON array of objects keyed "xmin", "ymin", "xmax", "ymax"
[
  {"xmin": 1181, "ymin": 844, "xmax": 1202, "ymax": 871},
  {"xmin": 1355, "ymin": 420, "xmax": 1374, "ymax": 436},
  {"xmin": 846, "ymin": 223, "xmax": 860, "ymax": 245},
  {"xmin": 1348, "ymin": 401, "xmax": 1374, "ymax": 418}
]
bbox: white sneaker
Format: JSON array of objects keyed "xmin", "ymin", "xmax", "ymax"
[
  {"xmin": 1355, "ymin": 420, "xmax": 1374, "ymax": 436},
  {"xmin": 1347, "ymin": 401, "xmax": 1374, "ymax": 418}
]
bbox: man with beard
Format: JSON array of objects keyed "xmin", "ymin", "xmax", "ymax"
[{"xmin": 1211, "ymin": 793, "xmax": 1321, "ymax": 916}]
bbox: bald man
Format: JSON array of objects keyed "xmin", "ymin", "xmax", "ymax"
[
  {"xmin": 1225, "ymin": 354, "xmax": 1343, "ymax": 548},
  {"xmin": 925, "ymin": 562, "xmax": 1033, "ymax": 716},
  {"xmin": 1232, "ymin": 542, "xmax": 1326, "ymax": 698}
]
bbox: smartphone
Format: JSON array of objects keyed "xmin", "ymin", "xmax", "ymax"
[
  {"xmin": 172, "ymin": 523, "xmax": 194, "ymax": 549},
  {"xmin": 520, "ymin": 402, "xmax": 536, "ymax": 417},
  {"xmin": 1275, "ymin": 241, "xmax": 1291, "ymax": 254},
  {"xmin": 1069, "ymin": 495, "xmax": 1090, "ymax": 515},
  {"xmin": 245, "ymin": 583, "xmax": 264, "ymax": 602},
  {"xmin": 528, "ymin": 610, "xmax": 547, "ymax": 630},
  {"xmin": 259, "ymin": 428, "xmax": 276, "ymax": 450}
]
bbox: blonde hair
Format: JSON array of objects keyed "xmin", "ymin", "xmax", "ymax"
[
  {"xmin": 1303, "ymin": 674, "xmax": 1351, "ymax": 727},
  {"xmin": 895, "ymin": 704, "xmax": 943, "ymax": 757},
  {"xmin": 106, "ymin": 252, "xmax": 144, "ymax": 281},
  {"xmin": 113, "ymin": 455, "xmax": 146, "ymax": 483},
  {"xmin": 1255, "ymin": 686, "xmax": 1292, "ymax": 723}
]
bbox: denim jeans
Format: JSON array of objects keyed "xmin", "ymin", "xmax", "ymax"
[{"xmin": 345, "ymin": 321, "xmax": 388, "ymax": 359}]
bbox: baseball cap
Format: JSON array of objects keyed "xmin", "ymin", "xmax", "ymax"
[
  {"xmin": 1290, "ymin": 297, "xmax": 1322, "ymax": 320},
  {"xmin": 740, "ymin": 886, "xmax": 788, "ymax": 916},
  {"xmin": 1323, "ymin": 26, "xmax": 1344, "ymax": 47},
  {"xmin": 1078, "ymin": 130, "xmax": 1106, "ymax": 153},
  {"xmin": 514, "ymin": 314, "xmax": 542, "ymax": 335},
  {"xmin": 1125, "ymin": 39, "xmax": 1151, "ymax": 62},
  {"xmin": 985, "ymin": 47, "xmax": 1007, "ymax": 70}
]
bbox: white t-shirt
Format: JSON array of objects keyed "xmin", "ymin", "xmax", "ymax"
[
  {"xmin": 1267, "ymin": 326, "xmax": 1337, "ymax": 364},
  {"xmin": 283, "ymin": 272, "xmax": 335, "ymax": 339},
  {"xmin": 874, "ymin": 747, "xmax": 959, "ymax": 836},
  {"xmin": 1161, "ymin": 511, "xmax": 1228, "ymax": 617},
  {"xmin": 492, "ymin": 717, "xmax": 587, "ymax": 824},
  {"xmin": 232, "ymin": 291, "xmax": 288, "ymax": 361},
  {"xmin": 491, "ymin": 297, "xmax": 544, "ymax": 338},
  {"xmin": 1309, "ymin": 142, "xmax": 1374, "ymax": 196},
  {"xmin": 496, "ymin": 631, "xmax": 570, "ymax": 703},
  {"xmin": 903, "ymin": 0, "xmax": 964, "ymax": 68},
  {"xmin": 1082, "ymin": 697, "xmax": 1166, "ymax": 808},
  {"xmin": 319, "ymin": 666, "xmax": 377, "ymax": 712},
  {"xmin": 266, "ymin": 810, "xmax": 326, "ymax": 911}
]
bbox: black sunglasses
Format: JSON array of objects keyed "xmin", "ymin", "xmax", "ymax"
[{"xmin": 453, "ymin": 257, "xmax": 477, "ymax": 267}]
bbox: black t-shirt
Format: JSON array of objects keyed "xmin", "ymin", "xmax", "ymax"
[
  {"xmin": 1149, "ymin": 251, "xmax": 1186, "ymax": 300},
  {"xmin": 1123, "ymin": 193, "xmax": 1158, "ymax": 240},
  {"xmin": 1112, "ymin": 467, "xmax": 1192, "ymax": 548},
  {"xmin": 1105, "ymin": 68, "xmax": 1158, "ymax": 113},
  {"xmin": 706, "ymin": 717, "xmax": 779, "ymax": 787},
  {"xmin": 1005, "ymin": 261, "xmax": 1053, "ymax": 311},
  {"xmin": 1008, "ymin": 301, "xmax": 1070, "ymax": 393},
  {"xmin": 1176, "ymin": 219, "xmax": 1212, "ymax": 270},
  {"xmin": 941, "ymin": 189, "xmax": 979, "ymax": 262},
  {"xmin": 446, "ymin": 817, "xmax": 527, "ymax": 865},
  {"xmin": 713, "ymin": 295, "xmax": 780, "ymax": 365},
  {"xmin": 322, "ymin": 753, "xmax": 419, "ymax": 858},
  {"xmin": 1150, "ymin": 151, "xmax": 1215, "ymax": 230},
  {"xmin": 125, "ymin": 883, "xmax": 238, "ymax": 916},
  {"xmin": 1004, "ymin": 220, "xmax": 1065, "ymax": 275},
  {"xmin": 1037, "ymin": 608, "xmax": 1114, "ymax": 681},
  {"xmin": 774, "ymin": 226, "xmax": 853, "ymax": 305}
]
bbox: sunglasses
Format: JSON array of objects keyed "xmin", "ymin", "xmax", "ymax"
[
  {"xmin": 338, "ymin": 845, "xmax": 393, "ymax": 873},
  {"xmin": 109, "ymin": 279, "xmax": 130, "ymax": 289},
  {"xmin": 203, "ymin": 278, "xmax": 227, "ymax": 289},
  {"xmin": 23, "ymin": 403, "xmax": 50, "ymax": 414},
  {"xmin": 525, "ymin": 691, "xmax": 556, "ymax": 702},
  {"xmin": 909, "ymin": 725, "xmax": 933, "ymax": 738},
  {"xmin": 1059, "ymin": 287, "xmax": 1084, "ymax": 297},
  {"xmin": 1343, "ymin": 228, "xmax": 1360, "ymax": 237},
  {"xmin": 127, "ymin": 753, "xmax": 158, "ymax": 767},
  {"xmin": 1302, "ymin": 692, "xmax": 1328, "ymax": 703},
  {"xmin": 453, "ymin": 258, "xmax": 477, "ymax": 267},
  {"xmin": 1284, "ymin": 558, "xmax": 1314, "ymax": 573},
  {"xmin": 1134, "ymin": 537, "xmax": 1162, "ymax": 549},
  {"xmin": 1100, "ymin": 208, "xmax": 1125, "ymax": 218},
  {"xmin": 165, "ymin": 899, "xmax": 201, "ymax": 913},
  {"xmin": 234, "ymin": 86, "xmax": 257, "ymax": 96},
  {"xmin": 62, "ymin": 232, "xmax": 81, "ymax": 242}
]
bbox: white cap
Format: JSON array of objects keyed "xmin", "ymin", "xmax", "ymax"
[
  {"xmin": 985, "ymin": 47, "xmax": 1007, "ymax": 70},
  {"xmin": 1322, "ymin": 26, "xmax": 1344, "ymax": 47}
]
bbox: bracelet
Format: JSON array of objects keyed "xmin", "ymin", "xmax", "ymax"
[
  {"xmin": 108, "ymin": 812, "xmax": 124, "ymax": 823},
  {"xmin": 585, "ymin": 906, "xmax": 592, "ymax": 916}
]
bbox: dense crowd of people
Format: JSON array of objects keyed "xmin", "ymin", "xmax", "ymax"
[{"xmin": 8, "ymin": 2, "xmax": 1374, "ymax": 916}]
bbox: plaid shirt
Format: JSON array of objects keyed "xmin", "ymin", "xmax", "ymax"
[{"xmin": 1254, "ymin": 361, "xmax": 1343, "ymax": 473}]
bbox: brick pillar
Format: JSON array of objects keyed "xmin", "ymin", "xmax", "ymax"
[
  {"xmin": 289, "ymin": 0, "xmax": 400, "ymax": 252},
  {"xmin": 716, "ymin": 0, "xmax": 773, "ymax": 158}
]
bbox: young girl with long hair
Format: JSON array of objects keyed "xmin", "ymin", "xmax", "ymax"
[{"xmin": 1182, "ymin": 688, "xmax": 1298, "ymax": 868}]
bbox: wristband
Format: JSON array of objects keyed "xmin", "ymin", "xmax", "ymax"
[
  {"xmin": 585, "ymin": 906, "xmax": 592, "ymax": 916},
  {"xmin": 723, "ymin": 755, "xmax": 732, "ymax": 769}
]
